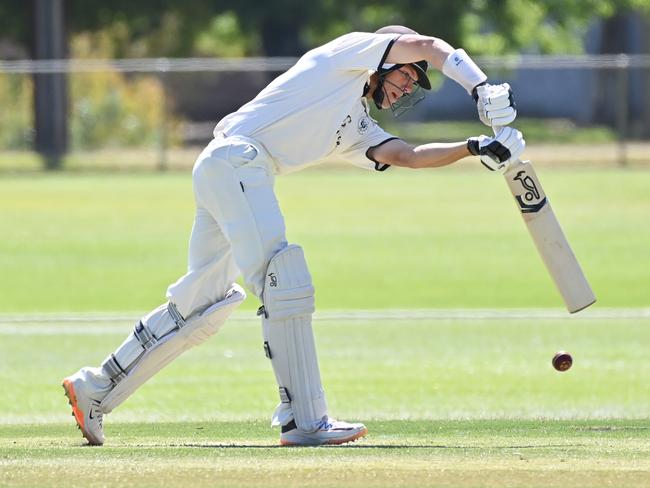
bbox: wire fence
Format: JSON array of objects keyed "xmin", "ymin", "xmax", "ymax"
[
  {"xmin": 2, "ymin": 54, "xmax": 650, "ymax": 73},
  {"xmin": 1, "ymin": 54, "xmax": 649, "ymax": 170},
  {"xmin": 0, "ymin": 57, "xmax": 298, "ymax": 73}
]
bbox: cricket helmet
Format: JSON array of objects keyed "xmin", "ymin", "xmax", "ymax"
[{"xmin": 372, "ymin": 26, "xmax": 432, "ymax": 116}]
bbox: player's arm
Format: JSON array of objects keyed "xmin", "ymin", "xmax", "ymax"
[
  {"xmin": 384, "ymin": 34, "xmax": 454, "ymax": 71},
  {"xmin": 385, "ymin": 33, "xmax": 517, "ymax": 127},
  {"xmin": 368, "ymin": 128, "xmax": 525, "ymax": 170},
  {"xmin": 368, "ymin": 138, "xmax": 470, "ymax": 169}
]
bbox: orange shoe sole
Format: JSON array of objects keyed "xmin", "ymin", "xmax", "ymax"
[{"xmin": 62, "ymin": 379, "xmax": 85, "ymax": 431}]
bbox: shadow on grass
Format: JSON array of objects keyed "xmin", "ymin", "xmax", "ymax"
[{"xmin": 161, "ymin": 443, "xmax": 588, "ymax": 449}]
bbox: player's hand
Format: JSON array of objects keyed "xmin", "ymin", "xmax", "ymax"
[
  {"xmin": 467, "ymin": 127, "xmax": 525, "ymax": 172},
  {"xmin": 473, "ymin": 82, "xmax": 517, "ymax": 127}
]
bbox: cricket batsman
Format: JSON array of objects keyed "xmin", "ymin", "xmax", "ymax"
[{"xmin": 63, "ymin": 26, "xmax": 523, "ymax": 446}]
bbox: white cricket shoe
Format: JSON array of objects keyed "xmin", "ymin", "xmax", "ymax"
[
  {"xmin": 62, "ymin": 369, "xmax": 106, "ymax": 446},
  {"xmin": 280, "ymin": 416, "xmax": 368, "ymax": 446}
]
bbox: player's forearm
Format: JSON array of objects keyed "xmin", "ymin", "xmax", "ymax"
[
  {"xmin": 403, "ymin": 141, "xmax": 471, "ymax": 169},
  {"xmin": 385, "ymin": 35, "xmax": 455, "ymax": 70},
  {"xmin": 387, "ymin": 33, "xmax": 487, "ymax": 95}
]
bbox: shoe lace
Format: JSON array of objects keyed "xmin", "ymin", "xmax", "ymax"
[{"xmin": 317, "ymin": 416, "xmax": 332, "ymax": 430}]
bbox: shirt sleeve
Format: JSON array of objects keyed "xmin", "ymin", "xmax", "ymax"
[
  {"xmin": 325, "ymin": 32, "xmax": 399, "ymax": 72},
  {"xmin": 338, "ymin": 120, "xmax": 400, "ymax": 172}
]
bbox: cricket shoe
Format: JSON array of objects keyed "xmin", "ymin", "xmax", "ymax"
[
  {"xmin": 280, "ymin": 416, "xmax": 368, "ymax": 446},
  {"xmin": 62, "ymin": 369, "xmax": 107, "ymax": 446}
]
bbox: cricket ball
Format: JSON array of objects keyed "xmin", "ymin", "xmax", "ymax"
[{"xmin": 552, "ymin": 351, "xmax": 573, "ymax": 372}]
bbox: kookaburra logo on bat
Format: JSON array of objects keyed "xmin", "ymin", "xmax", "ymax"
[{"xmin": 513, "ymin": 170, "xmax": 547, "ymax": 213}]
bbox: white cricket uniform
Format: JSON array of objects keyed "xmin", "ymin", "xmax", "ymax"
[{"xmin": 166, "ymin": 32, "xmax": 401, "ymax": 317}]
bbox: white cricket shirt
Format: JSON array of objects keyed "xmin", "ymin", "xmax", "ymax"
[{"xmin": 214, "ymin": 32, "xmax": 401, "ymax": 174}]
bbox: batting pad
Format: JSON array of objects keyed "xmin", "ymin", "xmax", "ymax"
[
  {"xmin": 100, "ymin": 284, "xmax": 246, "ymax": 413},
  {"xmin": 261, "ymin": 245, "xmax": 328, "ymax": 433}
]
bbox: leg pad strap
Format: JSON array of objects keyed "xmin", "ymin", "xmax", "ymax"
[
  {"xmin": 261, "ymin": 245, "xmax": 327, "ymax": 432},
  {"xmin": 99, "ymin": 284, "xmax": 246, "ymax": 413}
]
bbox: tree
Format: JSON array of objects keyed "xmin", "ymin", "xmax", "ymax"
[{"xmin": 2, "ymin": 0, "xmax": 650, "ymax": 58}]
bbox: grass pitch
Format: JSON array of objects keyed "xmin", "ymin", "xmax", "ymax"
[
  {"xmin": 1, "ymin": 315, "xmax": 649, "ymax": 487},
  {"xmin": 3, "ymin": 420, "xmax": 650, "ymax": 488}
]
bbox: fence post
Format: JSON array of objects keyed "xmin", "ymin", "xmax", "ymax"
[
  {"xmin": 615, "ymin": 54, "xmax": 630, "ymax": 167},
  {"xmin": 157, "ymin": 59, "xmax": 170, "ymax": 171}
]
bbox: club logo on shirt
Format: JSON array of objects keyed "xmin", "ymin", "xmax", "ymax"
[{"xmin": 357, "ymin": 116, "xmax": 370, "ymax": 135}]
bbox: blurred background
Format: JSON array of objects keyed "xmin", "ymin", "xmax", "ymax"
[{"xmin": 1, "ymin": 0, "xmax": 650, "ymax": 171}]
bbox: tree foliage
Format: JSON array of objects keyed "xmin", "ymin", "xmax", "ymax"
[
  {"xmin": 0, "ymin": 73, "xmax": 32, "ymax": 149},
  {"xmin": 0, "ymin": 0, "xmax": 648, "ymax": 58},
  {"xmin": 68, "ymin": 33, "xmax": 175, "ymax": 149}
]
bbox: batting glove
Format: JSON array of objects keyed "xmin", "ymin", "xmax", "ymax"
[
  {"xmin": 473, "ymin": 82, "xmax": 517, "ymax": 127},
  {"xmin": 467, "ymin": 127, "xmax": 525, "ymax": 172}
]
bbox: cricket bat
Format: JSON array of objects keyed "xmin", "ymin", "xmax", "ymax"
[{"xmin": 502, "ymin": 158, "xmax": 596, "ymax": 313}]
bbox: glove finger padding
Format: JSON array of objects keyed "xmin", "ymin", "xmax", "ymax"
[
  {"xmin": 488, "ymin": 106, "xmax": 516, "ymax": 119},
  {"xmin": 489, "ymin": 110, "xmax": 517, "ymax": 127},
  {"xmin": 484, "ymin": 96, "xmax": 512, "ymax": 110},
  {"xmin": 476, "ymin": 83, "xmax": 517, "ymax": 127}
]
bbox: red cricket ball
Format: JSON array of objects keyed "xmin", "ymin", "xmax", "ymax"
[{"xmin": 552, "ymin": 351, "xmax": 573, "ymax": 372}]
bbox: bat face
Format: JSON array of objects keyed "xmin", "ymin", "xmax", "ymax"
[{"xmin": 503, "ymin": 160, "xmax": 596, "ymax": 314}]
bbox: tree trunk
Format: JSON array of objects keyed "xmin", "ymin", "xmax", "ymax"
[
  {"xmin": 593, "ymin": 13, "xmax": 630, "ymax": 127},
  {"xmin": 32, "ymin": 0, "xmax": 68, "ymax": 170},
  {"xmin": 642, "ymin": 14, "xmax": 650, "ymax": 138}
]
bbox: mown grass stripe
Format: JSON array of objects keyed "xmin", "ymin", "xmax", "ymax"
[{"xmin": 0, "ymin": 308, "xmax": 649, "ymax": 327}]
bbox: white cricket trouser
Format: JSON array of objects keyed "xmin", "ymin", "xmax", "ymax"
[
  {"xmin": 166, "ymin": 135, "xmax": 287, "ymax": 318},
  {"xmin": 93, "ymin": 134, "xmax": 328, "ymax": 431}
]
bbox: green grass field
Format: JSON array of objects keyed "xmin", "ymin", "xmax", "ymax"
[
  {"xmin": 1, "ymin": 316, "xmax": 650, "ymax": 487},
  {"xmin": 1, "ymin": 165, "xmax": 649, "ymax": 312},
  {"xmin": 1, "ymin": 165, "xmax": 649, "ymax": 487},
  {"xmin": 4, "ymin": 420, "xmax": 650, "ymax": 487}
]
